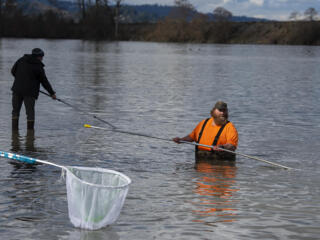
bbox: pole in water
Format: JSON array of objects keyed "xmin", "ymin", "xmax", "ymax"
[
  {"xmin": 84, "ymin": 124, "xmax": 292, "ymax": 170},
  {"xmin": 180, "ymin": 141, "xmax": 292, "ymax": 170}
]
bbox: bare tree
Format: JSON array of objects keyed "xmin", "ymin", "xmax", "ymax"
[
  {"xmin": 0, "ymin": 0, "xmax": 2, "ymax": 35},
  {"xmin": 174, "ymin": 0, "xmax": 194, "ymax": 10},
  {"xmin": 95, "ymin": 0, "xmax": 109, "ymax": 7},
  {"xmin": 48, "ymin": 0, "xmax": 58, "ymax": 6},
  {"xmin": 171, "ymin": 0, "xmax": 195, "ymax": 20},
  {"xmin": 289, "ymin": 11, "xmax": 300, "ymax": 21},
  {"xmin": 0, "ymin": 0, "xmax": 2, "ymax": 18},
  {"xmin": 304, "ymin": 7, "xmax": 318, "ymax": 21},
  {"xmin": 210, "ymin": 7, "xmax": 233, "ymax": 43},
  {"xmin": 213, "ymin": 7, "xmax": 232, "ymax": 22},
  {"xmin": 113, "ymin": 0, "xmax": 123, "ymax": 39},
  {"xmin": 4, "ymin": 0, "xmax": 18, "ymax": 17},
  {"xmin": 83, "ymin": 2, "xmax": 114, "ymax": 40},
  {"xmin": 77, "ymin": 0, "xmax": 86, "ymax": 19},
  {"xmin": 189, "ymin": 13, "xmax": 210, "ymax": 42}
]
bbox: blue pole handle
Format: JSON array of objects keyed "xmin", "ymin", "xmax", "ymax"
[{"xmin": 0, "ymin": 151, "xmax": 37, "ymax": 164}]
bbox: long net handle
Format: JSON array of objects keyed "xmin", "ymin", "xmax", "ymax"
[
  {"xmin": 180, "ymin": 141, "xmax": 292, "ymax": 170},
  {"xmin": 0, "ymin": 150, "xmax": 66, "ymax": 170},
  {"xmin": 84, "ymin": 124, "xmax": 292, "ymax": 170},
  {"xmin": 84, "ymin": 124, "xmax": 172, "ymax": 142},
  {"xmin": 40, "ymin": 90, "xmax": 116, "ymax": 129}
]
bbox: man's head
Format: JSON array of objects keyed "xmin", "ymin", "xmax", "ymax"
[
  {"xmin": 31, "ymin": 48, "xmax": 44, "ymax": 59},
  {"xmin": 210, "ymin": 101, "xmax": 229, "ymax": 125}
]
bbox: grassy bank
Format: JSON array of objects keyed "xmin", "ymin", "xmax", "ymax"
[{"xmin": 119, "ymin": 21, "xmax": 320, "ymax": 46}]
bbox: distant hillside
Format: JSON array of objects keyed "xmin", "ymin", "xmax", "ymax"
[
  {"xmin": 16, "ymin": 0, "xmax": 79, "ymax": 16},
  {"xmin": 120, "ymin": 4, "xmax": 173, "ymax": 23},
  {"xmin": 206, "ymin": 13, "xmax": 269, "ymax": 22},
  {"xmin": 121, "ymin": 4, "xmax": 269, "ymax": 23},
  {"xmin": 15, "ymin": 0, "xmax": 269, "ymax": 22}
]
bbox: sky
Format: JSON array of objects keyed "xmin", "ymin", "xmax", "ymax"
[{"xmin": 124, "ymin": 0, "xmax": 320, "ymax": 20}]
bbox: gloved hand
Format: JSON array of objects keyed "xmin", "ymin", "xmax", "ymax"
[{"xmin": 172, "ymin": 137, "xmax": 181, "ymax": 143}]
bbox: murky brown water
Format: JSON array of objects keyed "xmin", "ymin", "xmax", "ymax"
[{"xmin": 0, "ymin": 39, "xmax": 320, "ymax": 239}]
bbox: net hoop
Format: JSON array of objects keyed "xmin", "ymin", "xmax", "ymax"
[{"xmin": 65, "ymin": 166, "xmax": 132, "ymax": 189}]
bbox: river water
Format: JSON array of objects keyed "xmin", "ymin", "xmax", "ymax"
[{"xmin": 0, "ymin": 39, "xmax": 320, "ymax": 240}]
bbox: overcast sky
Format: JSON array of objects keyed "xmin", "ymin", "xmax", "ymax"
[{"xmin": 124, "ymin": 0, "xmax": 320, "ymax": 20}]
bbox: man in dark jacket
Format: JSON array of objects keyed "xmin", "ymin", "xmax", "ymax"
[{"xmin": 11, "ymin": 48, "xmax": 56, "ymax": 130}]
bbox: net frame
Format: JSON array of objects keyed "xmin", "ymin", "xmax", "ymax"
[{"xmin": 64, "ymin": 166, "xmax": 131, "ymax": 230}]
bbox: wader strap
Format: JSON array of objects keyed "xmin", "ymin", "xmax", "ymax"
[
  {"xmin": 195, "ymin": 118, "xmax": 210, "ymax": 152},
  {"xmin": 212, "ymin": 121, "xmax": 229, "ymax": 149}
]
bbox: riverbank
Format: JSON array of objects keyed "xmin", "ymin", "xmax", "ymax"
[
  {"xmin": 1, "ymin": 19, "xmax": 320, "ymax": 45},
  {"xmin": 119, "ymin": 21, "xmax": 320, "ymax": 46}
]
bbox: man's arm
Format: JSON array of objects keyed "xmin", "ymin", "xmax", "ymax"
[
  {"xmin": 39, "ymin": 68, "xmax": 55, "ymax": 97},
  {"xmin": 173, "ymin": 135, "xmax": 194, "ymax": 144}
]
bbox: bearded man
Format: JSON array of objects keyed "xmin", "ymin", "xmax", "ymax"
[{"xmin": 173, "ymin": 101, "xmax": 238, "ymax": 159}]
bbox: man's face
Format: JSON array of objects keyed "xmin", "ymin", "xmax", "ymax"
[{"xmin": 212, "ymin": 108, "xmax": 228, "ymax": 125}]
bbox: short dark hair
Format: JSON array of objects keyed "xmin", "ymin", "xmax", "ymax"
[
  {"xmin": 214, "ymin": 101, "xmax": 228, "ymax": 110},
  {"xmin": 210, "ymin": 101, "xmax": 228, "ymax": 117}
]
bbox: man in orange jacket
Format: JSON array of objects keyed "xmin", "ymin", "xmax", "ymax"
[{"xmin": 173, "ymin": 101, "xmax": 238, "ymax": 157}]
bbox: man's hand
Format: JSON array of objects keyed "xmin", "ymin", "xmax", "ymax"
[
  {"xmin": 173, "ymin": 135, "xmax": 193, "ymax": 144},
  {"xmin": 214, "ymin": 144, "xmax": 236, "ymax": 151},
  {"xmin": 51, "ymin": 94, "xmax": 56, "ymax": 100}
]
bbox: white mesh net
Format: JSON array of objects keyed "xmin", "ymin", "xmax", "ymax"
[{"xmin": 65, "ymin": 166, "xmax": 131, "ymax": 230}]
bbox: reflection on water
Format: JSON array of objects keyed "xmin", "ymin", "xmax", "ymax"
[
  {"xmin": 65, "ymin": 228, "xmax": 120, "ymax": 240},
  {"xmin": 192, "ymin": 158, "xmax": 238, "ymax": 225},
  {"xmin": 25, "ymin": 130, "xmax": 36, "ymax": 152},
  {"xmin": 11, "ymin": 130, "xmax": 21, "ymax": 152},
  {"xmin": 11, "ymin": 130, "xmax": 37, "ymax": 153}
]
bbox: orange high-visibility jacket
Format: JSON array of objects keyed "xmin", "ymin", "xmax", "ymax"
[{"xmin": 189, "ymin": 118, "xmax": 238, "ymax": 151}]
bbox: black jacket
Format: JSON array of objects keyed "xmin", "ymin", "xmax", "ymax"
[{"xmin": 11, "ymin": 54, "xmax": 55, "ymax": 99}]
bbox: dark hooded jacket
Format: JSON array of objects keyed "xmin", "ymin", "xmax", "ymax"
[{"xmin": 11, "ymin": 54, "xmax": 55, "ymax": 99}]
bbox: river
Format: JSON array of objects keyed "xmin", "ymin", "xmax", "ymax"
[{"xmin": 0, "ymin": 39, "xmax": 320, "ymax": 239}]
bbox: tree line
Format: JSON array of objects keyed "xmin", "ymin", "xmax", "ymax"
[
  {"xmin": 144, "ymin": 0, "xmax": 320, "ymax": 45},
  {"xmin": 0, "ymin": 0, "xmax": 319, "ymax": 45},
  {"xmin": 289, "ymin": 7, "xmax": 319, "ymax": 21},
  {"xmin": 0, "ymin": 0, "xmax": 119, "ymax": 39}
]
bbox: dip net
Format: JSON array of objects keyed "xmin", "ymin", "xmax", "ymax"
[{"xmin": 65, "ymin": 166, "xmax": 131, "ymax": 230}]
